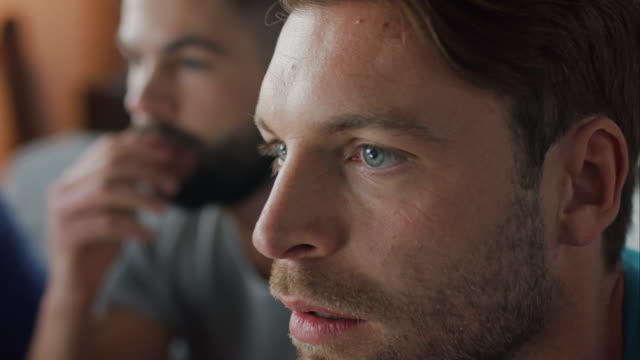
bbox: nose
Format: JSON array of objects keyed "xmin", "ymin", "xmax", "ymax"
[
  {"xmin": 253, "ymin": 154, "xmax": 347, "ymax": 261},
  {"xmin": 124, "ymin": 62, "xmax": 177, "ymax": 122}
]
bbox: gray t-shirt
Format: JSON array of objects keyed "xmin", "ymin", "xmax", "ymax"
[{"xmin": 100, "ymin": 206, "xmax": 296, "ymax": 360}]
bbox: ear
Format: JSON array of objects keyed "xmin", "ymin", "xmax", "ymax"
[{"xmin": 558, "ymin": 117, "xmax": 629, "ymax": 246}]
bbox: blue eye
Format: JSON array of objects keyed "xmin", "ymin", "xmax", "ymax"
[
  {"xmin": 360, "ymin": 145, "xmax": 402, "ymax": 169},
  {"xmin": 257, "ymin": 141, "xmax": 287, "ymax": 176},
  {"xmin": 277, "ymin": 143, "xmax": 287, "ymax": 160}
]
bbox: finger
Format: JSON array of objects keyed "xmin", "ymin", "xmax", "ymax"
[
  {"xmin": 61, "ymin": 211, "xmax": 155, "ymax": 245},
  {"xmin": 50, "ymin": 176, "xmax": 168, "ymax": 220},
  {"xmin": 55, "ymin": 156, "xmax": 179, "ymax": 199},
  {"xmin": 105, "ymin": 131, "xmax": 197, "ymax": 182},
  {"xmin": 68, "ymin": 186, "xmax": 167, "ymax": 217},
  {"xmin": 120, "ymin": 129, "xmax": 191, "ymax": 162},
  {"xmin": 106, "ymin": 163, "xmax": 179, "ymax": 196},
  {"xmin": 61, "ymin": 133, "xmax": 182, "ymax": 183}
]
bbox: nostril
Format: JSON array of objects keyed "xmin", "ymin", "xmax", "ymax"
[{"xmin": 282, "ymin": 244, "xmax": 317, "ymax": 259}]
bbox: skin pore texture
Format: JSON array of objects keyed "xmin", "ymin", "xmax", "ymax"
[{"xmin": 253, "ymin": 2, "xmax": 628, "ymax": 360}]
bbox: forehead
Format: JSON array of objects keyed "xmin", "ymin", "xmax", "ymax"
[
  {"xmin": 119, "ymin": 0, "xmax": 231, "ymax": 44},
  {"xmin": 257, "ymin": 2, "xmax": 503, "ymax": 136},
  {"xmin": 262, "ymin": 3, "xmax": 410, "ymax": 108}
]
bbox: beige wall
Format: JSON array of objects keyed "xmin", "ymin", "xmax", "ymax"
[{"xmin": 0, "ymin": 0, "xmax": 123, "ymax": 169}]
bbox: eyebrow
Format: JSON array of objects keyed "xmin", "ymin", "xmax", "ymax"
[
  {"xmin": 163, "ymin": 35, "xmax": 227, "ymax": 56},
  {"xmin": 326, "ymin": 110, "xmax": 443, "ymax": 142},
  {"xmin": 255, "ymin": 109, "xmax": 444, "ymax": 143},
  {"xmin": 117, "ymin": 34, "xmax": 228, "ymax": 57}
]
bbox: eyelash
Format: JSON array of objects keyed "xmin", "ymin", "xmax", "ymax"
[
  {"xmin": 258, "ymin": 141, "xmax": 286, "ymax": 176},
  {"xmin": 178, "ymin": 58, "xmax": 212, "ymax": 70},
  {"xmin": 350, "ymin": 143, "xmax": 408, "ymax": 173}
]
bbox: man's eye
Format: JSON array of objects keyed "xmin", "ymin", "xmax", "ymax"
[
  {"xmin": 258, "ymin": 142, "xmax": 287, "ymax": 175},
  {"xmin": 276, "ymin": 143, "xmax": 288, "ymax": 160},
  {"xmin": 178, "ymin": 58, "xmax": 212, "ymax": 70},
  {"xmin": 357, "ymin": 145, "xmax": 405, "ymax": 169}
]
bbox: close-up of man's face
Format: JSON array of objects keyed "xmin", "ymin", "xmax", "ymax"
[
  {"xmin": 254, "ymin": 2, "xmax": 559, "ymax": 359},
  {"xmin": 117, "ymin": 0, "xmax": 273, "ymax": 206}
]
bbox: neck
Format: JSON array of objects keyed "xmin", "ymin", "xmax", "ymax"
[
  {"xmin": 222, "ymin": 180, "xmax": 274, "ymax": 279},
  {"xmin": 513, "ymin": 254, "xmax": 625, "ymax": 360}
]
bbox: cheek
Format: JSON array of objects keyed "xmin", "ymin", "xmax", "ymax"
[
  {"xmin": 346, "ymin": 188, "xmax": 457, "ymax": 287},
  {"xmin": 345, "ymin": 172, "xmax": 514, "ymax": 291}
]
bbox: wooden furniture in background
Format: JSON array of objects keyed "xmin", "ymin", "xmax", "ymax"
[
  {"xmin": 84, "ymin": 79, "xmax": 129, "ymax": 132},
  {"xmin": 0, "ymin": 19, "xmax": 16, "ymax": 167},
  {"xmin": 0, "ymin": 0, "xmax": 124, "ymax": 169},
  {"xmin": 2, "ymin": 19, "xmax": 45, "ymax": 144}
]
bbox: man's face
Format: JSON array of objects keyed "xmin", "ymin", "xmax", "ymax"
[
  {"xmin": 119, "ymin": 0, "xmax": 264, "ymax": 143},
  {"xmin": 118, "ymin": 0, "xmax": 272, "ymax": 206},
  {"xmin": 254, "ymin": 3, "xmax": 554, "ymax": 359}
]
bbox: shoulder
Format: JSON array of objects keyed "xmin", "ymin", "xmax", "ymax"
[{"xmin": 623, "ymin": 248, "xmax": 639, "ymax": 279}]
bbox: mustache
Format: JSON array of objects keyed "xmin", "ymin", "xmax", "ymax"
[
  {"xmin": 270, "ymin": 260, "xmax": 396, "ymax": 321},
  {"xmin": 133, "ymin": 121, "xmax": 207, "ymax": 152}
]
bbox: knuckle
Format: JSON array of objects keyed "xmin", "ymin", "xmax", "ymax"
[
  {"xmin": 99, "ymin": 214, "xmax": 122, "ymax": 233},
  {"xmin": 95, "ymin": 174, "xmax": 113, "ymax": 192},
  {"xmin": 100, "ymin": 135, "xmax": 125, "ymax": 165},
  {"xmin": 100, "ymin": 133, "xmax": 119, "ymax": 148},
  {"xmin": 103, "ymin": 149, "xmax": 120, "ymax": 168}
]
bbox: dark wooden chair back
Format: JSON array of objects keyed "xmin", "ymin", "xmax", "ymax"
[{"xmin": 1, "ymin": 19, "xmax": 45, "ymax": 144}]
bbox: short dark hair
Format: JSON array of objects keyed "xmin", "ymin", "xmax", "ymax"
[{"xmin": 281, "ymin": 0, "xmax": 640, "ymax": 269}]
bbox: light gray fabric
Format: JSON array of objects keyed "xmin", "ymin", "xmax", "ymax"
[
  {"xmin": 100, "ymin": 206, "xmax": 296, "ymax": 360},
  {"xmin": 1, "ymin": 132, "xmax": 98, "ymax": 264}
]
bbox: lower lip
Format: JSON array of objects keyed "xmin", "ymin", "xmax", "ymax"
[{"xmin": 289, "ymin": 311, "xmax": 367, "ymax": 345}]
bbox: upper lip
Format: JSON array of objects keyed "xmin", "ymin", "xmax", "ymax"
[{"xmin": 278, "ymin": 295, "xmax": 365, "ymax": 321}]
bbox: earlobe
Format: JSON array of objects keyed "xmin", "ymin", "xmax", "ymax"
[{"xmin": 559, "ymin": 117, "xmax": 629, "ymax": 246}]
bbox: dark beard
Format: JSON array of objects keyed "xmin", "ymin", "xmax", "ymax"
[
  {"xmin": 139, "ymin": 121, "xmax": 272, "ymax": 209},
  {"xmin": 171, "ymin": 133, "xmax": 272, "ymax": 209}
]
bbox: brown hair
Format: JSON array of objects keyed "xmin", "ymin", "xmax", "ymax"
[{"xmin": 281, "ymin": 0, "xmax": 640, "ymax": 269}]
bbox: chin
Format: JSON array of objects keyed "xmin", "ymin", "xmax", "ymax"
[{"xmin": 293, "ymin": 338, "xmax": 403, "ymax": 360}]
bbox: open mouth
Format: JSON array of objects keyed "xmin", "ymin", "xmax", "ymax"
[
  {"xmin": 290, "ymin": 310, "xmax": 367, "ymax": 345},
  {"xmin": 279, "ymin": 297, "xmax": 368, "ymax": 345}
]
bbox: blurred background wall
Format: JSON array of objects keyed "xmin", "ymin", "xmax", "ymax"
[{"xmin": 0, "ymin": 0, "xmax": 126, "ymax": 170}]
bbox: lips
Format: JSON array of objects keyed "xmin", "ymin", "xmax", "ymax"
[{"xmin": 279, "ymin": 296, "xmax": 368, "ymax": 345}]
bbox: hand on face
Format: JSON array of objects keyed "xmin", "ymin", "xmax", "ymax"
[{"xmin": 46, "ymin": 129, "xmax": 192, "ymax": 307}]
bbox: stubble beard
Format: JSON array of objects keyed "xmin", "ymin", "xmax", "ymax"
[{"xmin": 271, "ymin": 185, "xmax": 554, "ymax": 360}]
